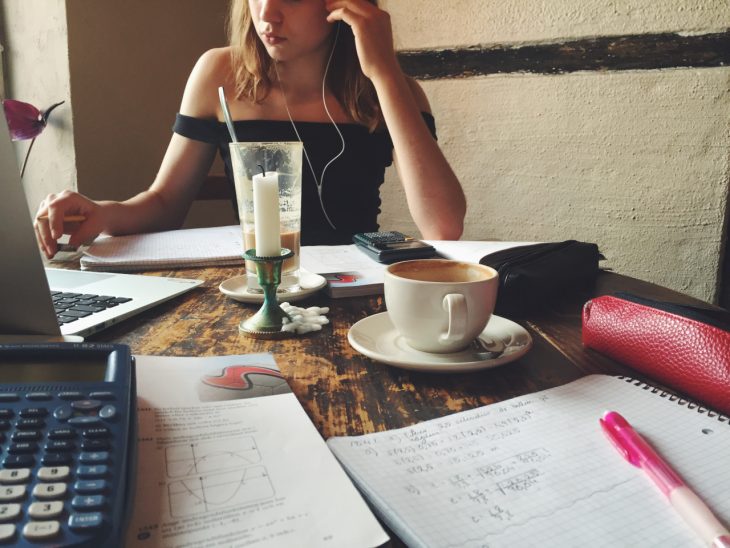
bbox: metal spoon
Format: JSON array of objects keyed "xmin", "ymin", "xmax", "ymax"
[{"xmin": 471, "ymin": 336, "xmax": 507, "ymax": 360}]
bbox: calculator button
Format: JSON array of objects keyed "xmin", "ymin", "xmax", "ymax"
[
  {"xmin": 68, "ymin": 416, "xmax": 101, "ymax": 426},
  {"xmin": 0, "ymin": 486, "xmax": 25, "ymax": 501},
  {"xmin": 48, "ymin": 428, "xmax": 75, "ymax": 439},
  {"xmin": 77, "ymin": 465, "xmax": 107, "ymax": 479},
  {"xmin": 71, "ymin": 399, "xmax": 102, "ymax": 412},
  {"xmin": 98, "ymin": 405, "xmax": 117, "ymax": 420},
  {"xmin": 68, "ymin": 512, "xmax": 103, "ymax": 530},
  {"xmin": 32, "ymin": 483, "xmax": 66, "ymax": 499},
  {"xmin": 37, "ymin": 467, "xmax": 70, "ymax": 482},
  {"xmin": 0, "ymin": 395, "xmax": 18, "ymax": 403},
  {"xmin": 80, "ymin": 439, "xmax": 109, "ymax": 451},
  {"xmin": 8, "ymin": 442, "xmax": 37, "ymax": 454},
  {"xmin": 0, "ymin": 504, "xmax": 20, "ymax": 522},
  {"xmin": 79, "ymin": 452, "xmax": 109, "ymax": 464},
  {"xmin": 0, "ymin": 411, "xmax": 13, "ymax": 420},
  {"xmin": 22, "ymin": 520, "xmax": 60, "ymax": 540},
  {"xmin": 18, "ymin": 408, "xmax": 47, "ymax": 418},
  {"xmin": 73, "ymin": 480, "xmax": 107, "ymax": 494},
  {"xmin": 16, "ymin": 418, "xmax": 45, "ymax": 430},
  {"xmin": 42, "ymin": 453, "xmax": 73, "ymax": 467},
  {"xmin": 0, "ymin": 523, "xmax": 14, "ymax": 542},
  {"xmin": 28, "ymin": 501, "xmax": 64, "ymax": 519},
  {"xmin": 53, "ymin": 405, "xmax": 73, "ymax": 421},
  {"xmin": 45, "ymin": 440, "xmax": 75, "ymax": 452},
  {"xmin": 88, "ymin": 392, "xmax": 115, "ymax": 400},
  {"xmin": 71, "ymin": 495, "xmax": 105, "ymax": 511},
  {"xmin": 11, "ymin": 431, "xmax": 41, "ymax": 442},
  {"xmin": 2, "ymin": 455, "xmax": 34, "ymax": 469},
  {"xmin": 25, "ymin": 393, "xmax": 52, "ymax": 401},
  {"xmin": 58, "ymin": 392, "xmax": 86, "ymax": 401},
  {"xmin": 82, "ymin": 427, "xmax": 110, "ymax": 438},
  {"xmin": 0, "ymin": 469, "xmax": 30, "ymax": 484}
]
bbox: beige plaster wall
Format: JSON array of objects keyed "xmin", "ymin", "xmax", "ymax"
[
  {"xmin": 378, "ymin": 0, "xmax": 730, "ymax": 303},
  {"xmin": 1, "ymin": 0, "xmax": 76, "ymax": 213},
  {"xmin": 382, "ymin": 0, "xmax": 730, "ymax": 48}
]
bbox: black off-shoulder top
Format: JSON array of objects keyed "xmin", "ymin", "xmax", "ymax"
[{"xmin": 173, "ymin": 113, "xmax": 436, "ymax": 245}]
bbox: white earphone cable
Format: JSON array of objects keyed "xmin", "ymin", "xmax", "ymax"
[{"xmin": 275, "ymin": 23, "xmax": 344, "ymax": 230}]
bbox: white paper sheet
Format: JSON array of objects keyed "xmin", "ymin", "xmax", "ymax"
[{"xmin": 126, "ymin": 354, "xmax": 388, "ymax": 548}]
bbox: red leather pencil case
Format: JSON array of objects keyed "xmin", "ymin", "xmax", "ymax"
[{"xmin": 582, "ymin": 292, "xmax": 730, "ymax": 415}]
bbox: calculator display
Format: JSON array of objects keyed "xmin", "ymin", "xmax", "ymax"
[{"xmin": 0, "ymin": 357, "xmax": 107, "ymax": 383}]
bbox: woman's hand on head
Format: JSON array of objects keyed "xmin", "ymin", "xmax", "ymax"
[
  {"xmin": 325, "ymin": 0, "xmax": 399, "ymax": 82},
  {"xmin": 34, "ymin": 190, "xmax": 106, "ymax": 259}
]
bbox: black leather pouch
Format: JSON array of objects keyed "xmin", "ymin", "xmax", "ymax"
[{"xmin": 480, "ymin": 240, "xmax": 602, "ymax": 316}]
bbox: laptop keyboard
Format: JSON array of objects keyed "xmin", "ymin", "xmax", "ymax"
[{"xmin": 50, "ymin": 291, "xmax": 132, "ymax": 326}]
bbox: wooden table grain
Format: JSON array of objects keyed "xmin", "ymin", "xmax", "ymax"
[{"xmin": 88, "ymin": 266, "xmax": 713, "ymax": 440}]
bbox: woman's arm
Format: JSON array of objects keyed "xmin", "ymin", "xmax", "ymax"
[
  {"xmin": 98, "ymin": 48, "xmax": 229, "ymax": 234},
  {"xmin": 326, "ymin": 1, "xmax": 466, "ymax": 240},
  {"xmin": 35, "ymin": 49, "xmax": 225, "ymax": 257}
]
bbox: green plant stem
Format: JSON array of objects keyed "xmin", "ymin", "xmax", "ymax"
[{"xmin": 20, "ymin": 137, "xmax": 36, "ymax": 178}]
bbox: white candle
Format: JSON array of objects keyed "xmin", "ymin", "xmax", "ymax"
[{"xmin": 252, "ymin": 171, "xmax": 281, "ymax": 257}]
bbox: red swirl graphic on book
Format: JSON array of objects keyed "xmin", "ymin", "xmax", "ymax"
[{"xmin": 198, "ymin": 365, "xmax": 291, "ymax": 401}]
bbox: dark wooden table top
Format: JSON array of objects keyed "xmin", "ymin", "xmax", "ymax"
[{"xmin": 86, "ymin": 266, "xmax": 713, "ymax": 439}]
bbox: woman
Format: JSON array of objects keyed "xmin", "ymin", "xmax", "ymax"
[{"xmin": 34, "ymin": 0, "xmax": 465, "ymax": 257}]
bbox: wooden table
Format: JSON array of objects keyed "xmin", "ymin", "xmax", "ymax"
[{"xmin": 88, "ymin": 267, "xmax": 714, "ymax": 439}]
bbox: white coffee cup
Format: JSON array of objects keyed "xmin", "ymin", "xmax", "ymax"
[{"xmin": 384, "ymin": 259, "xmax": 499, "ymax": 353}]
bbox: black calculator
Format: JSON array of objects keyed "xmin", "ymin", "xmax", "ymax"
[
  {"xmin": 0, "ymin": 342, "xmax": 136, "ymax": 547},
  {"xmin": 353, "ymin": 231, "xmax": 436, "ymax": 263}
]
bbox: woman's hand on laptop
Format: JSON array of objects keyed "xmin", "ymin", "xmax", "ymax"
[{"xmin": 34, "ymin": 190, "xmax": 105, "ymax": 259}]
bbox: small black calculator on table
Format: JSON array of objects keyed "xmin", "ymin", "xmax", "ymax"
[
  {"xmin": 353, "ymin": 231, "xmax": 436, "ymax": 263},
  {"xmin": 0, "ymin": 342, "xmax": 136, "ymax": 547}
]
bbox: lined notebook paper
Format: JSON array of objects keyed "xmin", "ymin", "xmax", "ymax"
[
  {"xmin": 80, "ymin": 225, "xmax": 244, "ymax": 271},
  {"xmin": 326, "ymin": 375, "xmax": 730, "ymax": 547}
]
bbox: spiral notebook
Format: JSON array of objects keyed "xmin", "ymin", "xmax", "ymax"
[
  {"xmin": 80, "ymin": 225, "xmax": 244, "ymax": 271},
  {"xmin": 326, "ymin": 375, "xmax": 730, "ymax": 547}
]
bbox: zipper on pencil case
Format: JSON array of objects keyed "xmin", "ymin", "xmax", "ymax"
[{"xmin": 613, "ymin": 292, "xmax": 730, "ymax": 332}]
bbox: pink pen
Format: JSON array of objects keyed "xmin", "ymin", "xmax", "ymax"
[{"xmin": 600, "ymin": 410, "xmax": 730, "ymax": 548}]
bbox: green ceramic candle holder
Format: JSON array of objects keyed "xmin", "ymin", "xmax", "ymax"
[{"xmin": 239, "ymin": 248, "xmax": 293, "ymax": 339}]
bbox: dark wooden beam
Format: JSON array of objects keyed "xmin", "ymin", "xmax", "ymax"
[{"xmin": 397, "ymin": 30, "xmax": 730, "ymax": 79}]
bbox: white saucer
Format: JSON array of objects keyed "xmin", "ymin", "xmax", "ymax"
[
  {"xmin": 219, "ymin": 269, "xmax": 327, "ymax": 303},
  {"xmin": 348, "ymin": 312, "xmax": 532, "ymax": 373}
]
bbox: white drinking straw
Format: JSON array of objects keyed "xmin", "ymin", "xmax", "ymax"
[{"xmin": 218, "ymin": 86, "xmax": 238, "ymax": 143}]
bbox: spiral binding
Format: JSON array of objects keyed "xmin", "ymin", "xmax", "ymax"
[{"xmin": 618, "ymin": 376, "xmax": 729, "ymax": 424}]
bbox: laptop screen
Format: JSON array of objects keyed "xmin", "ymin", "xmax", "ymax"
[{"xmin": 0, "ymin": 114, "xmax": 63, "ymax": 336}]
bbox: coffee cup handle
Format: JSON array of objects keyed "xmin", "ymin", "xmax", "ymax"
[{"xmin": 440, "ymin": 293, "xmax": 467, "ymax": 346}]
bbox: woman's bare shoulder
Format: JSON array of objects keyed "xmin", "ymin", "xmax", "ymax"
[{"xmin": 180, "ymin": 47, "xmax": 235, "ymax": 118}]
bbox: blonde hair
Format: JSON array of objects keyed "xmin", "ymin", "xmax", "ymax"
[{"xmin": 227, "ymin": 0, "xmax": 382, "ymax": 131}]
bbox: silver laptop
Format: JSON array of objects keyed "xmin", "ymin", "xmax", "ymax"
[{"xmin": 0, "ymin": 115, "xmax": 202, "ymax": 339}]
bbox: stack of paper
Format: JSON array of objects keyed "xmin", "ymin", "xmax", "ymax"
[{"xmin": 80, "ymin": 225, "xmax": 245, "ymax": 271}]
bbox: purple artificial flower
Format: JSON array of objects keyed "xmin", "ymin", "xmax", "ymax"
[
  {"xmin": 2, "ymin": 99, "xmax": 64, "ymax": 177},
  {"xmin": 3, "ymin": 99, "xmax": 65, "ymax": 140}
]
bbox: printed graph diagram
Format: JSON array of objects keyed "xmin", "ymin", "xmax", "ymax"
[
  {"xmin": 165, "ymin": 437, "xmax": 274, "ymax": 517},
  {"xmin": 165, "ymin": 437, "xmax": 261, "ymax": 477}
]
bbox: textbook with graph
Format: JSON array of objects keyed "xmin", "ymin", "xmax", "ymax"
[
  {"xmin": 126, "ymin": 353, "xmax": 387, "ymax": 548},
  {"xmin": 327, "ymin": 375, "xmax": 730, "ymax": 547}
]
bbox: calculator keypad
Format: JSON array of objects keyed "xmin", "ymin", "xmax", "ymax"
[{"xmin": 0, "ymin": 391, "xmax": 117, "ymax": 544}]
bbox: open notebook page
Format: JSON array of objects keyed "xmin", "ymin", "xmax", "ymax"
[{"xmin": 327, "ymin": 375, "xmax": 730, "ymax": 548}]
